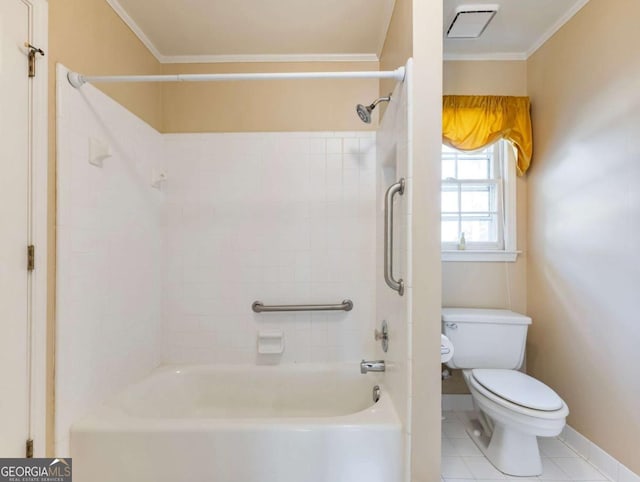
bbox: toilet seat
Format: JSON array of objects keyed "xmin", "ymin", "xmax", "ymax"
[
  {"xmin": 466, "ymin": 369, "xmax": 568, "ymax": 420},
  {"xmin": 472, "ymin": 369, "xmax": 564, "ymax": 411}
]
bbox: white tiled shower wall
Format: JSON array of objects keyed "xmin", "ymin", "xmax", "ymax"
[
  {"xmin": 57, "ymin": 64, "xmax": 383, "ymax": 451},
  {"xmin": 56, "ymin": 65, "xmax": 382, "ymax": 453},
  {"xmin": 162, "ymin": 132, "xmax": 378, "ymax": 364},
  {"xmin": 55, "ymin": 65, "xmax": 164, "ymax": 454}
]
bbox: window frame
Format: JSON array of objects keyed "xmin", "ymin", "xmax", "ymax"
[{"xmin": 441, "ymin": 141, "xmax": 519, "ymax": 262}]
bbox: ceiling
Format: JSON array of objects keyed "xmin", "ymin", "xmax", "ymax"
[
  {"xmin": 107, "ymin": 0, "xmax": 591, "ymax": 64},
  {"xmin": 107, "ymin": 0, "xmax": 395, "ymax": 63},
  {"xmin": 443, "ymin": 0, "xmax": 590, "ymax": 60}
]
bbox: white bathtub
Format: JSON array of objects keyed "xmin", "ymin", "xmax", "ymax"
[{"xmin": 71, "ymin": 364, "xmax": 402, "ymax": 482}]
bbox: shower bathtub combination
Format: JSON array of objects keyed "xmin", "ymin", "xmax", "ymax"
[
  {"xmin": 71, "ymin": 365, "xmax": 401, "ymax": 482},
  {"xmin": 57, "ymin": 59, "xmax": 414, "ymax": 482}
]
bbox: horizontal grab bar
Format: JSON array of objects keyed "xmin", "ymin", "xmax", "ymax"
[{"xmin": 252, "ymin": 299, "xmax": 353, "ymax": 313}]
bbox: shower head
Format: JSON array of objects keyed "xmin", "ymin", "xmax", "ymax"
[
  {"xmin": 356, "ymin": 104, "xmax": 373, "ymax": 123},
  {"xmin": 356, "ymin": 94, "xmax": 392, "ymax": 123}
]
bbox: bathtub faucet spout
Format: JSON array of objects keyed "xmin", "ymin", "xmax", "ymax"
[{"xmin": 360, "ymin": 359, "xmax": 385, "ymax": 374}]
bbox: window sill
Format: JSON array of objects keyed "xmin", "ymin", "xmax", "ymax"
[{"xmin": 442, "ymin": 250, "xmax": 521, "ymax": 263}]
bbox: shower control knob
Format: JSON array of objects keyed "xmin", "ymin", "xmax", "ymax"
[{"xmin": 375, "ymin": 320, "xmax": 389, "ymax": 352}]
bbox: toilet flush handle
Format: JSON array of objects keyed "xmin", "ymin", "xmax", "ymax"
[{"xmin": 445, "ymin": 322, "xmax": 458, "ymax": 330}]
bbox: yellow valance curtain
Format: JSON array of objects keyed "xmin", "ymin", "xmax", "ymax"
[{"xmin": 442, "ymin": 95, "xmax": 533, "ymax": 175}]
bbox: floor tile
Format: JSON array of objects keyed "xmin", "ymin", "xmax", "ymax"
[
  {"xmin": 442, "ymin": 411, "xmax": 458, "ymax": 421},
  {"xmin": 441, "ymin": 410, "xmax": 616, "ymax": 482},
  {"xmin": 449, "ymin": 437, "xmax": 483, "ymax": 456},
  {"xmin": 441, "ymin": 456, "xmax": 474, "ymax": 479},
  {"xmin": 455, "ymin": 411, "xmax": 476, "ymax": 423},
  {"xmin": 443, "ymin": 420, "xmax": 468, "ymax": 438},
  {"xmin": 462, "ymin": 456, "xmax": 507, "ymax": 479},
  {"xmin": 553, "ymin": 457, "xmax": 607, "ymax": 481},
  {"xmin": 442, "ymin": 437, "xmax": 458, "ymax": 456},
  {"xmin": 539, "ymin": 457, "xmax": 572, "ymax": 480},
  {"xmin": 539, "ymin": 437, "xmax": 581, "ymax": 458}
]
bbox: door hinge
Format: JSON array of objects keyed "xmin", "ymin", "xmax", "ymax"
[
  {"xmin": 25, "ymin": 43, "xmax": 45, "ymax": 78},
  {"xmin": 26, "ymin": 439, "xmax": 34, "ymax": 458},
  {"xmin": 27, "ymin": 245, "xmax": 35, "ymax": 271}
]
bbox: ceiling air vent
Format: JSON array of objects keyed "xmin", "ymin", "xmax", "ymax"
[{"xmin": 446, "ymin": 4, "xmax": 499, "ymax": 38}]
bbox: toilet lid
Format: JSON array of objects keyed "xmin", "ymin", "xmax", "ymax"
[{"xmin": 472, "ymin": 369, "xmax": 564, "ymax": 411}]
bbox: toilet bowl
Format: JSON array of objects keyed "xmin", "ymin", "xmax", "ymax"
[
  {"xmin": 462, "ymin": 368, "xmax": 568, "ymax": 476},
  {"xmin": 442, "ymin": 308, "xmax": 569, "ymax": 477}
]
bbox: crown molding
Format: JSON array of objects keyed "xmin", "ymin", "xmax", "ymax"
[
  {"xmin": 526, "ymin": 0, "xmax": 591, "ymax": 58},
  {"xmin": 106, "ymin": 0, "xmax": 165, "ymax": 61},
  {"xmin": 443, "ymin": 52, "xmax": 527, "ymax": 61}
]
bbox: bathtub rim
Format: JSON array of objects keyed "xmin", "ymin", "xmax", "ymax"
[{"xmin": 71, "ymin": 363, "xmax": 401, "ymax": 433}]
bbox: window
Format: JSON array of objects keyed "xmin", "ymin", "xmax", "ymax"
[{"xmin": 441, "ymin": 141, "xmax": 518, "ymax": 262}]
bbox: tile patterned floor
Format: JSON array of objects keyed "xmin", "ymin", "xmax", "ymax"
[{"xmin": 441, "ymin": 411, "xmax": 610, "ymax": 482}]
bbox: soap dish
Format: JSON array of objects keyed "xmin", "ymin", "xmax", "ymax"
[{"xmin": 257, "ymin": 330, "xmax": 285, "ymax": 355}]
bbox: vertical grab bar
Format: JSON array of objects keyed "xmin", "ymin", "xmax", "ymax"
[{"xmin": 384, "ymin": 178, "xmax": 405, "ymax": 296}]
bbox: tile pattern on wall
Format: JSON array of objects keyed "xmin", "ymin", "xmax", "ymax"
[
  {"xmin": 163, "ymin": 132, "xmax": 378, "ymax": 364},
  {"xmin": 56, "ymin": 65, "xmax": 165, "ymax": 455}
]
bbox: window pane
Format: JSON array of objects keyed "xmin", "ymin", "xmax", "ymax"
[
  {"xmin": 461, "ymin": 215, "xmax": 498, "ymax": 243},
  {"xmin": 441, "ymin": 220, "xmax": 459, "ymax": 243},
  {"xmin": 461, "ymin": 186, "xmax": 491, "ymax": 212},
  {"xmin": 441, "ymin": 187, "xmax": 459, "ymax": 212},
  {"xmin": 442, "ymin": 158, "xmax": 456, "ymax": 179},
  {"xmin": 457, "ymin": 157, "xmax": 489, "ymax": 179}
]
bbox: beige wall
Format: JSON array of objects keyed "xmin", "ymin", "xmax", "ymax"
[
  {"xmin": 49, "ymin": 0, "xmax": 164, "ymax": 129},
  {"xmin": 379, "ymin": 0, "xmax": 443, "ymax": 480},
  {"xmin": 379, "ymin": 0, "xmax": 412, "ymax": 111},
  {"xmin": 441, "ymin": 61, "xmax": 529, "ymax": 394},
  {"xmin": 441, "ymin": 174, "xmax": 528, "ymax": 313},
  {"xmin": 527, "ymin": 0, "xmax": 640, "ymax": 473},
  {"xmin": 161, "ymin": 62, "xmax": 378, "ymax": 132},
  {"xmin": 443, "ymin": 60, "xmax": 527, "ymax": 96}
]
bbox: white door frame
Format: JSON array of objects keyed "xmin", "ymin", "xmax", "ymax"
[{"xmin": 26, "ymin": 0, "xmax": 48, "ymax": 457}]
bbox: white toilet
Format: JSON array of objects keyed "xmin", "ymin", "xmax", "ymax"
[{"xmin": 442, "ymin": 308, "xmax": 569, "ymax": 477}]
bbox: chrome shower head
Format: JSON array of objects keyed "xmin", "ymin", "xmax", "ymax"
[
  {"xmin": 356, "ymin": 104, "xmax": 372, "ymax": 123},
  {"xmin": 356, "ymin": 94, "xmax": 392, "ymax": 123}
]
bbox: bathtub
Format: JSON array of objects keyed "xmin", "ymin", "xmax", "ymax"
[{"xmin": 71, "ymin": 364, "xmax": 402, "ymax": 482}]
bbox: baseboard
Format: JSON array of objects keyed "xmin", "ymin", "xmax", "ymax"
[{"xmin": 559, "ymin": 425, "xmax": 640, "ymax": 482}]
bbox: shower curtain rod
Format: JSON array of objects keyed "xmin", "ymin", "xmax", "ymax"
[{"xmin": 66, "ymin": 67, "xmax": 405, "ymax": 88}]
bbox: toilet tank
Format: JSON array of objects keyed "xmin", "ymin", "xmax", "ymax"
[{"xmin": 442, "ymin": 308, "xmax": 532, "ymax": 370}]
